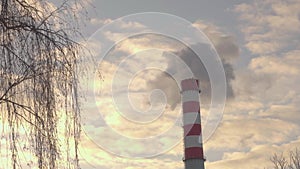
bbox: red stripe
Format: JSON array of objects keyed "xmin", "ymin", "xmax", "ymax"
[
  {"xmin": 185, "ymin": 147, "xmax": 204, "ymax": 159},
  {"xmin": 184, "ymin": 124, "xmax": 202, "ymax": 136},
  {"xmin": 183, "ymin": 101, "xmax": 200, "ymax": 113},
  {"xmin": 181, "ymin": 79, "xmax": 199, "ymax": 91}
]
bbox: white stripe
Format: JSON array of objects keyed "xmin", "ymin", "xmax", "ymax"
[
  {"xmin": 183, "ymin": 112, "xmax": 200, "ymax": 125},
  {"xmin": 182, "ymin": 90, "xmax": 199, "ymax": 102},
  {"xmin": 184, "ymin": 135, "xmax": 203, "ymax": 148},
  {"xmin": 184, "ymin": 159, "xmax": 205, "ymax": 167}
]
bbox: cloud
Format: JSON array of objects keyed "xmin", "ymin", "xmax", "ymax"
[
  {"xmin": 232, "ymin": 49, "xmax": 300, "ymax": 105},
  {"xmin": 246, "ymin": 41, "xmax": 280, "ymax": 55},
  {"xmin": 96, "ymin": 33, "xmax": 187, "ymax": 110},
  {"xmin": 209, "ymin": 32, "xmax": 300, "ymax": 169},
  {"xmin": 97, "ymin": 19, "xmax": 239, "ymax": 109},
  {"xmin": 207, "ymin": 139, "xmax": 300, "ymax": 169},
  {"xmin": 204, "ymin": 2, "xmax": 300, "ymax": 166},
  {"xmin": 234, "ymin": 0, "xmax": 300, "ymax": 55},
  {"xmin": 78, "ymin": 129, "xmax": 185, "ymax": 169},
  {"xmin": 100, "ymin": 19, "xmax": 148, "ymax": 43},
  {"xmin": 250, "ymin": 56, "xmax": 299, "ymax": 76},
  {"xmin": 193, "ymin": 21, "xmax": 240, "ymax": 62},
  {"xmin": 80, "ymin": 7, "xmax": 300, "ymax": 168},
  {"xmin": 81, "ymin": 56, "xmax": 185, "ymax": 159},
  {"xmin": 148, "ymin": 21, "xmax": 239, "ymax": 110},
  {"xmin": 112, "ymin": 34, "xmax": 185, "ymax": 55},
  {"xmin": 88, "ymin": 22, "xmax": 240, "ymax": 167},
  {"xmin": 261, "ymin": 103, "xmax": 300, "ymax": 123},
  {"xmin": 90, "ymin": 18, "xmax": 113, "ymax": 25},
  {"xmin": 206, "ymin": 117, "xmax": 300, "ymax": 152}
]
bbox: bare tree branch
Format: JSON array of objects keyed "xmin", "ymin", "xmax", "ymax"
[
  {"xmin": 270, "ymin": 148, "xmax": 300, "ymax": 169},
  {"xmin": 0, "ymin": 0, "xmax": 85, "ymax": 168}
]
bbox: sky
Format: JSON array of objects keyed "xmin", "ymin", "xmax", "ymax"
[
  {"xmin": 2, "ymin": 0, "xmax": 300, "ymax": 169},
  {"xmin": 73, "ymin": 0, "xmax": 300, "ymax": 169}
]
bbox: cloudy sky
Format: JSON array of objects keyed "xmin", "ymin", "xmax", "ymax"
[
  {"xmin": 2, "ymin": 0, "xmax": 300, "ymax": 169},
  {"xmin": 77, "ymin": 0, "xmax": 300, "ymax": 169}
]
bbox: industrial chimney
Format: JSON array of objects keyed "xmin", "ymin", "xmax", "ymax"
[{"xmin": 181, "ymin": 78, "xmax": 205, "ymax": 169}]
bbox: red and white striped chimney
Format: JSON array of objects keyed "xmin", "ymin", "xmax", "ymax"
[{"xmin": 181, "ymin": 78, "xmax": 205, "ymax": 169}]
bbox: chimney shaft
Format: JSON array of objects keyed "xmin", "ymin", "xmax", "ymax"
[{"xmin": 181, "ymin": 79, "xmax": 205, "ymax": 169}]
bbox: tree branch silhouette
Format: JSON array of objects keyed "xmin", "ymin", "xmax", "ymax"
[{"xmin": 0, "ymin": 0, "xmax": 85, "ymax": 168}]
